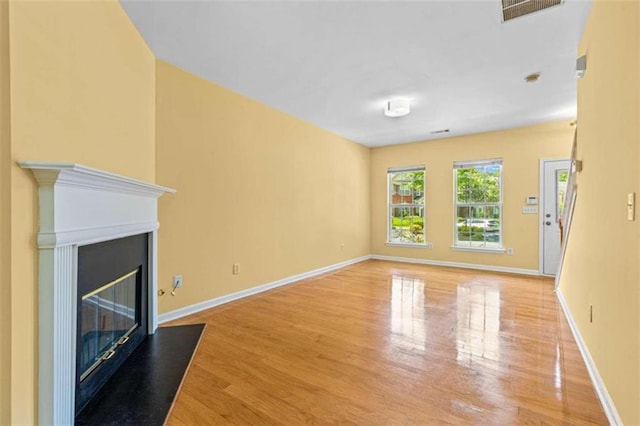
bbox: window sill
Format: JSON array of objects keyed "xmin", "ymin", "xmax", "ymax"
[
  {"xmin": 386, "ymin": 242, "xmax": 427, "ymax": 248},
  {"xmin": 450, "ymin": 246, "xmax": 505, "ymax": 254}
]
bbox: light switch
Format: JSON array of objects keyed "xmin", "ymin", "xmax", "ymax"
[{"xmin": 628, "ymin": 193, "xmax": 635, "ymax": 221}]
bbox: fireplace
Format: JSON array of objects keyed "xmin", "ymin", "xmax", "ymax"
[
  {"xmin": 75, "ymin": 233, "xmax": 149, "ymax": 413},
  {"xmin": 19, "ymin": 162, "xmax": 175, "ymax": 425}
]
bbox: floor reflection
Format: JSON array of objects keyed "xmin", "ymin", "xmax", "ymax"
[
  {"xmin": 389, "ymin": 275, "xmax": 427, "ymax": 351},
  {"xmin": 456, "ymin": 284, "xmax": 501, "ymax": 365},
  {"xmin": 554, "ymin": 342, "xmax": 564, "ymax": 400},
  {"xmin": 378, "ymin": 270, "xmax": 596, "ymax": 423}
]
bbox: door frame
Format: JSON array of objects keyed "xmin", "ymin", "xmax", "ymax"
[{"xmin": 538, "ymin": 158, "xmax": 571, "ymax": 276}]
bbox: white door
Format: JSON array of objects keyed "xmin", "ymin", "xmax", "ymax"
[{"xmin": 542, "ymin": 159, "xmax": 571, "ymax": 275}]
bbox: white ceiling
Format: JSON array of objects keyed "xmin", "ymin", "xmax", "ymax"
[{"xmin": 121, "ymin": 0, "xmax": 592, "ymax": 147}]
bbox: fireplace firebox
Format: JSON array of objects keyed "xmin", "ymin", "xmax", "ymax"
[{"xmin": 75, "ymin": 233, "xmax": 149, "ymax": 414}]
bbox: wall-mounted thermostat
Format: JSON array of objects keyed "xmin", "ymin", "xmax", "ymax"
[
  {"xmin": 526, "ymin": 196, "xmax": 538, "ymax": 205},
  {"xmin": 576, "ymin": 55, "xmax": 587, "ymax": 79}
]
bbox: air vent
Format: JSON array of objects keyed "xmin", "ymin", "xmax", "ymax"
[{"xmin": 501, "ymin": 0, "xmax": 563, "ymax": 22}]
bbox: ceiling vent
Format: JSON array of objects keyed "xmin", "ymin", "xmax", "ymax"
[{"xmin": 501, "ymin": 0, "xmax": 563, "ymax": 22}]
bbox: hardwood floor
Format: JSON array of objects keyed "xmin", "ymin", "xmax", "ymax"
[{"xmin": 165, "ymin": 260, "xmax": 608, "ymax": 425}]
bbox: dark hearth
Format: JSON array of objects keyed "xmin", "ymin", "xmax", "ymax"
[{"xmin": 75, "ymin": 324, "xmax": 205, "ymax": 426}]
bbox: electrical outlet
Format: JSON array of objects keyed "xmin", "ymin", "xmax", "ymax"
[
  {"xmin": 506, "ymin": 248, "xmax": 514, "ymax": 255},
  {"xmin": 427, "ymin": 243, "xmax": 434, "ymax": 249},
  {"xmin": 173, "ymin": 275, "xmax": 183, "ymax": 288},
  {"xmin": 232, "ymin": 263, "xmax": 240, "ymax": 275}
]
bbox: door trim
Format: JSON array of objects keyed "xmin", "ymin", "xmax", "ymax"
[{"xmin": 538, "ymin": 158, "xmax": 570, "ymax": 276}]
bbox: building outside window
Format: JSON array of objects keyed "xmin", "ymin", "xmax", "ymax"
[
  {"xmin": 388, "ymin": 166, "xmax": 425, "ymax": 245},
  {"xmin": 454, "ymin": 159, "xmax": 502, "ymax": 249}
]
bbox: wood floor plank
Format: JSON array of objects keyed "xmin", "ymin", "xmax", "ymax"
[{"xmin": 165, "ymin": 260, "xmax": 608, "ymax": 425}]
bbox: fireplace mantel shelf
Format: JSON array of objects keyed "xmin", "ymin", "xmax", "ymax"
[
  {"xmin": 20, "ymin": 161, "xmax": 176, "ymax": 197},
  {"xmin": 20, "ymin": 161, "xmax": 175, "ymax": 425}
]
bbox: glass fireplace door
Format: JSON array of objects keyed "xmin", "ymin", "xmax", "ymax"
[{"xmin": 79, "ymin": 269, "xmax": 139, "ymax": 382}]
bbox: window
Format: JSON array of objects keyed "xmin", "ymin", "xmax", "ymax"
[
  {"xmin": 388, "ymin": 166, "xmax": 425, "ymax": 245},
  {"xmin": 454, "ymin": 159, "xmax": 502, "ymax": 249},
  {"xmin": 556, "ymin": 169, "xmax": 569, "ymax": 219}
]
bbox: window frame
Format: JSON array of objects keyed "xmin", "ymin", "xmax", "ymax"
[
  {"xmin": 387, "ymin": 166, "xmax": 426, "ymax": 247},
  {"xmin": 452, "ymin": 159, "xmax": 504, "ymax": 252}
]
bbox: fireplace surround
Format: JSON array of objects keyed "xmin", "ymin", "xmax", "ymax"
[{"xmin": 19, "ymin": 162, "xmax": 175, "ymax": 425}]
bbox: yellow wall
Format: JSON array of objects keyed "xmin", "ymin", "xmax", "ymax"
[
  {"xmin": 155, "ymin": 61, "xmax": 370, "ymax": 313},
  {"xmin": 8, "ymin": 1, "xmax": 156, "ymax": 422},
  {"xmin": 370, "ymin": 121, "xmax": 572, "ymax": 270},
  {"xmin": 558, "ymin": 0, "xmax": 640, "ymax": 423},
  {"xmin": 0, "ymin": 0, "xmax": 11, "ymax": 423}
]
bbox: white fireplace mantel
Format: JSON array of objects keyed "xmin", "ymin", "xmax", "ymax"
[{"xmin": 19, "ymin": 161, "xmax": 175, "ymax": 425}]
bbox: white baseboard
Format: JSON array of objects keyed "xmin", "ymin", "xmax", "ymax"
[
  {"xmin": 555, "ymin": 288, "xmax": 622, "ymax": 425},
  {"xmin": 370, "ymin": 254, "xmax": 539, "ymax": 276},
  {"xmin": 160, "ymin": 254, "xmax": 536, "ymax": 324},
  {"xmin": 158, "ymin": 255, "xmax": 372, "ymax": 324}
]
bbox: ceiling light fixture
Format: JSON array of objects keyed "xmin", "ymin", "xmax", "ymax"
[
  {"xmin": 384, "ymin": 99, "xmax": 411, "ymax": 117},
  {"xmin": 525, "ymin": 72, "xmax": 541, "ymax": 83}
]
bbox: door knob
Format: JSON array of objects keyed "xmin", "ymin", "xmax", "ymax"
[
  {"xmin": 545, "ymin": 221, "xmax": 552, "ymax": 226},
  {"xmin": 545, "ymin": 213, "xmax": 551, "ymax": 218}
]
